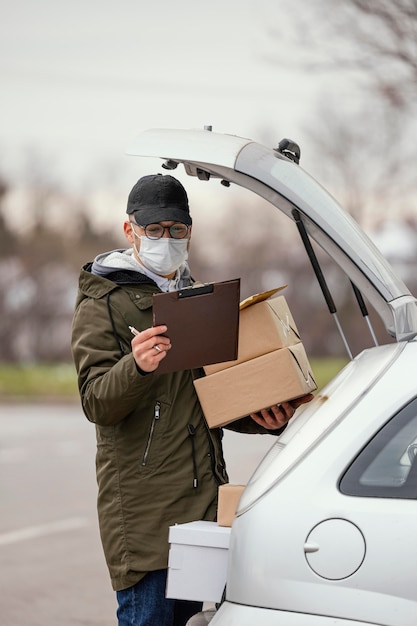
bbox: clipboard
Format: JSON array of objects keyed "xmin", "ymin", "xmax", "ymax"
[{"xmin": 152, "ymin": 278, "xmax": 240, "ymax": 374}]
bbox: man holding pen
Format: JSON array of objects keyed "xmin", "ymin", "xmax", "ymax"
[{"xmin": 71, "ymin": 173, "xmax": 312, "ymax": 626}]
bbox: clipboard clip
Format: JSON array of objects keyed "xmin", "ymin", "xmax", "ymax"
[{"xmin": 178, "ymin": 284, "xmax": 214, "ymax": 298}]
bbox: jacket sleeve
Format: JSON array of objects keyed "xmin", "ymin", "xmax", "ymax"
[{"xmin": 71, "ymin": 294, "xmax": 154, "ymax": 426}]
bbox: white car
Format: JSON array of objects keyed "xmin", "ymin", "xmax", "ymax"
[{"xmin": 127, "ymin": 128, "xmax": 417, "ymax": 626}]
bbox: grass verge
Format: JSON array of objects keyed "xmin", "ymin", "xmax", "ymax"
[
  {"xmin": 0, "ymin": 363, "xmax": 79, "ymax": 401},
  {"xmin": 0, "ymin": 358, "xmax": 348, "ymax": 402}
]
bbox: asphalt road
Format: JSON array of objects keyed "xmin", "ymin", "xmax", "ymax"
[{"xmin": 0, "ymin": 403, "xmax": 276, "ymax": 626}]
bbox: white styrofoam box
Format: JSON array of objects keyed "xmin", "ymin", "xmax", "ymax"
[{"xmin": 166, "ymin": 520, "xmax": 231, "ymax": 603}]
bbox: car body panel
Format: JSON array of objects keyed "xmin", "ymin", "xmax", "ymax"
[
  {"xmin": 210, "ymin": 601, "xmax": 389, "ymax": 626},
  {"xmin": 239, "ymin": 342, "xmax": 409, "ymax": 511},
  {"xmin": 224, "ymin": 342, "xmax": 417, "ymax": 626}
]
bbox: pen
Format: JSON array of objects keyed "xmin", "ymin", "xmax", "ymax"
[{"xmin": 129, "ymin": 325, "xmax": 162, "ymax": 352}]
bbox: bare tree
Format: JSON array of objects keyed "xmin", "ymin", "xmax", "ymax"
[
  {"xmin": 265, "ymin": 0, "xmax": 417, "ymax": 222},
  {"xmin": 312, "ymin": 0, "xmax": 417, "ymax": 110},
  {"xmin": 269, "ymin": 0, "xmax": 417, "ymax": 112},
  {"xmin": 301, "ymin": 99, "xmax": 417, "ymax": 226}
]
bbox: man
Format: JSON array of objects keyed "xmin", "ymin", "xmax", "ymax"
[{"xmin": 71, "ymin": 174, "xmax": 312, "ymax": 626}]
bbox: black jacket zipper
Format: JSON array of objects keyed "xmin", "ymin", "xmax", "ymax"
[
  {"xmin": 142, "ymin": 401, "xmax": 160, "ymax": 466},
  {"xmin": 187, "ymin": 424, "xmax": 199, "ymax": 488}
]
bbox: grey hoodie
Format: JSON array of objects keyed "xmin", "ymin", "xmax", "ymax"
[{"xmin": 91, "ymin": 248, "xmax": 192, "ymax": 292}]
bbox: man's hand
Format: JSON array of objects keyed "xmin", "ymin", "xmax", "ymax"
[
  {"xmin": 130, "ymin": 325, "xmax": 171, "ymax": 373},
  {"xmin": 250, "ymin": 393, "xmax": 314, "ymax": 431}
]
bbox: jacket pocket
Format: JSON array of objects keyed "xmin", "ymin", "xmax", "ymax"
[{"xmin": 141, "ymin": 401, "xmax": 161, "ymax": 466}]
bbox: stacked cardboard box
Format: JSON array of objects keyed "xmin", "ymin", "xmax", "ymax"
[
  {"xmin": 167, "ymin": 521, "xmax": 231, "ymax": 602},
  {"xmin": 193, "ymin": 290, "xmax": 317, "ymax": 428},
  {"xmin": 217, "ymin": 484, "xmax": 246, "ymax": 527}
]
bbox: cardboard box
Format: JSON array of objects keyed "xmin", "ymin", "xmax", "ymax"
[
  {"xmin": 194, "ymin": 342, "xmax": 317, "ymax": 429},
  {"xmin": 166, "ymin": 521, "xmax": 231, "ymax": 602},
  {"xmin": 217, "ymin": 484, "xmax": 245, "ymax": 527},
  {"xmin": 204, "ymin": 294, "xmax": 300, "ymax": 375}
]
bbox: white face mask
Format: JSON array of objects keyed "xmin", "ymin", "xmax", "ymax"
[{"xmin": 136, "ymin": 236, "xmax": 189, "ymax": 276}]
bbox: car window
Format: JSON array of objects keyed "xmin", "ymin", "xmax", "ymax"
[{"xmin": 340, "ymin": 397, "xmax": 417, "ymax": 499}]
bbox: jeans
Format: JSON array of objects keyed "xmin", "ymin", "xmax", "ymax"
[{"xmin": 116, "ymin": 569, "xmax": 203, "ymax": 626}]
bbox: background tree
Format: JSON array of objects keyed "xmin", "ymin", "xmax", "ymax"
[
  {"xmin": 304, "ymin": 0, "xmax": 417, "ymax": 110},
  {"xmin": 268, "ymin": 0, "xmax": 417, "ymax": 213}
]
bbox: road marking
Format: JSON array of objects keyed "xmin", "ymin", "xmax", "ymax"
[{"xmin": 0, "ymin": 517, "xmax": 89, "ymax": 546}]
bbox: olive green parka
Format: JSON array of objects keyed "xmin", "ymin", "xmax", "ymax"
[{"xmin": 71, "ymin": 261, "xmax": 280, "ymax": 591}]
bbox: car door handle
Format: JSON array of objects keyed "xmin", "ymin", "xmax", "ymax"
[{"xmin": 304, "ymin": 542, "xmax": 320, "ymax": 553}]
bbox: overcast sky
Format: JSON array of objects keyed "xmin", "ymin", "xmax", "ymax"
[
  {"xmin": 1, "ymin": 0, "xmax": 349, "ymax": 194},
  {"xmin": 2, "ymin": 1, "xmax": 415, "ymax": 276}
]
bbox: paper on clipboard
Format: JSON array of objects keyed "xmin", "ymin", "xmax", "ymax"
[{"xmin": 152, "ymin": 278, "xmax": 240, "ymax": 374}]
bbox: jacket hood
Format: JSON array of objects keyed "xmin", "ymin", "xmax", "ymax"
[
  {"xmin": 90, "ymin": 247, "xmax": 193, "ymax": 293},
  {"xmin": 75, "ymin": 259, "xmax": 155, "ymax": 309},
  {"xmin": 91, "ymin": 248, "xmax": 142, "ymax": 277}
]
